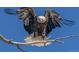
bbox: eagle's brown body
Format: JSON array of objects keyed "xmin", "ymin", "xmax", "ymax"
[
  {"xmin": 16, "ymin": 7, "xmax": 62, "ymax": 38},
  {"xmin": 36, "ymin": 20, "xmax": 48, "ymax": 36}
]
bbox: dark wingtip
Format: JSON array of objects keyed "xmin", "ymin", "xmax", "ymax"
[
  {"xmin": 4, "ymin": 8, "xmax": 17, "ymax": 15},
  {"xmin": 61, "ymin": 19, "xmax": 75, "ymax": 26}
]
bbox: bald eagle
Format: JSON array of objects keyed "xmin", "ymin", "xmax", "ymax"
[{"xmin": 5, "ymin": 7, "xmax": 74, "ymax": 38}]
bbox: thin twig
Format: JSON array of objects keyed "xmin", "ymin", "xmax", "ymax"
[
  {"xmin": 16, "ymin": 44, "xmax": 26, "ymax": 52},
  {"xmin": 54, "ymin": 35, "xmax": 79, "ymax": 40}
]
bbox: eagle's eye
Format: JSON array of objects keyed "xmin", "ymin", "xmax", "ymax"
[{"xmin": 37, "ymin": 16, "xmax": 46, "ymax": 23}]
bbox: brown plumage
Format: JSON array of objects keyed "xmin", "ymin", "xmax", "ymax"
[{"xmin": 16, "ymin": 8, "xmax": 62, "ymax": 37}]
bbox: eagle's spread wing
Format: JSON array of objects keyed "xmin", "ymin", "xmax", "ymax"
[
  {"xmin": 44, "ymin": 9, "xmax": 62, "ymax": 35},
  {"xmin": 44, "ymin": 9, "xmax": 75, "ymax": 35},
  {"xmin": 21, "ymin": 7, "xmax": 36, "ymax": 34},
  {"xmin": 4, "ymin": 8, "xmax": 18, "ymax": 15}
]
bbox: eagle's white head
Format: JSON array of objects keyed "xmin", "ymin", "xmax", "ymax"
[{"xmin": 37, "ymin": 16, "xmax": 46, "ymax": 23}]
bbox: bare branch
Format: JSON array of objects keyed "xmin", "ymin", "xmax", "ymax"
[
  {"xmin": 0, "ymin": 34, "xmax": 79, "ymax": 45},
  {"xmin": 54, "ymin": 35, "xmax": 79, "ymax": 40},
  {"xmin": 0, "ymin": 34, "xmax": 79, "ymax": 51}
]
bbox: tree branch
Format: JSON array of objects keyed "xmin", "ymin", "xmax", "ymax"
[{"xmin": 0, "ymin": 34, "xmax": 79, "ymax": 51}]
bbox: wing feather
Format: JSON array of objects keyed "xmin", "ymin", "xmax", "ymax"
[{"xmin": 44, "ymin": 9, "xmax": 61, "ymax": 35}]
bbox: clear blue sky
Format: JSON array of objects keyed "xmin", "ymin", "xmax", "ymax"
[{"xmin": 0, "ymin": 7, "xmax": 79, "ymax": 52}]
